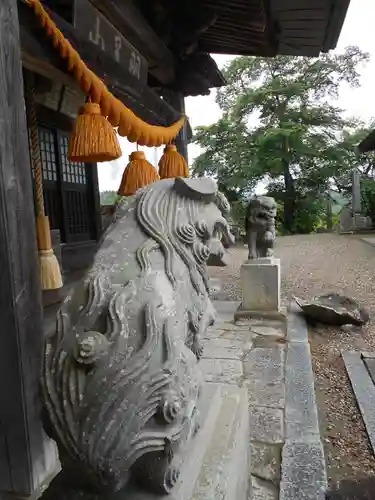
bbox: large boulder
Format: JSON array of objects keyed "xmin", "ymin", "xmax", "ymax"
[{"xmin": 294, "ymin": 293, "xmax": 370, "ymax": 326}]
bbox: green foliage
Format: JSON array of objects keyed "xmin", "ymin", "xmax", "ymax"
[
  {"xmin": 325, "ymin": 126, "xmax": 375, "ymax": 196},
  {"xmin": 294, "ymin": 197, "xmax": 325, "ymax": 234},
  {"xmin": 230, "ymin": 200, "xmax": 247, "ymax": 228},
  {"xmin": 193, "ymin": 46, "xmax": 371, "ymax": 233},
  {"xmin": 100, "ymin": 190, "xmax": 122, "ymax": 205},
  {"xmin": 331, "ymin": 213, "xmax": 341, "ymax": 229},
  {"xmin": 360, "ymin": 177, "xmax": 375, "ymax": 222},
  {"xmin": 272, "ymin": 192, "xmax": 325, "ymax": 235}
]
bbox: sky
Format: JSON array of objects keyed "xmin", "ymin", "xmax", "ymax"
[{"xmin": 98, "ymin": 0, "xmax": 375, "ymax": 193}]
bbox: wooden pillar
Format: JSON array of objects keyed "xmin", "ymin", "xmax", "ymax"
[
  {"xmin": 91, "ymin": 163, "xmax": 103, "ymax": 241},
  {"xmin": 0, "ymin": 1, "xmax": 57, "ymax": 496},
  {"xmin": 163, "ymin": 89, "xmax": 189, "ymax": 162}
]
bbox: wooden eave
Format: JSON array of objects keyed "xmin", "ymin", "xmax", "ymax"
[
  {"xmin": 196, "ymin": 0, "xmax": 278, "ymax": 57},
  {"xmin": 199, "ymin": 0, "xmax": 350, "ymax": 56},
  {"xmin": 270, "ymin": 0, "xmax": 351, "ymax": 57},
  {"xmin": 199, "ymin": 0, "xmax": 351, "ymax": 56},
  {"xmin": 18, "ymin": 0, "xmax": 183, "ymax": 127},
  {"xmin": 358, "ymin": 131, "xmax": 375, "ymax": 154},
  {"xmin": 138, "ymin": 0, "xmax": 351, "ymax": 58},
  {"xmin": 173, "ymin": 53, "xmax": 227, "ymax": 97}
]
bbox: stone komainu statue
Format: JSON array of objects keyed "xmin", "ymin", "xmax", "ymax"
[
  {"xmin": 245, "ymin": 195, "xmax": 277, "ymax": 259},
  {"xmin": 41, "ymin": 177, "xmax": 234, "ymax": 497}
]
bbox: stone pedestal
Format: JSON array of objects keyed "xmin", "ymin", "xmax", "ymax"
[{"xmin": 236, "ymin": 258, "xmax": 281, "ymax": 319}]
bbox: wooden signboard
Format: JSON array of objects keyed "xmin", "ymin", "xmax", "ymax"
[
  {"xmin": 60, "ymin": 85, "xmax": 86, "ymax": 118},
  {"xmin": 34, "ymin": 80, "xmax": 62, "ymax": 111},
  {"xmin": 74, "ymin": 0, "xmax": 148, "ymax": 84}
]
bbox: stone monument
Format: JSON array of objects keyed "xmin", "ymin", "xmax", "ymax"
[
  {"xmin": 237, "ymin": 195, "xmax": 281, "ymax": 317},
  {"xmin": 40, "ymin": 177, "xmax": 236, "ymax": 499},
  {"xmin": 339, "ymin": 169, "xmax": 372, "ymax": 233},
  {"xmin": 352, "ymin": 167, "xmax": 361, "ymax": 216}
]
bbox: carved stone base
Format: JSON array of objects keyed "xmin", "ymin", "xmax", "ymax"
[
  {"xmin": 241, "ymin": 258, "xmax": 281, "ymax": 313},
  {"xmin": 40, "ymin": 384, "xmax": 249, "ymax": 500}
]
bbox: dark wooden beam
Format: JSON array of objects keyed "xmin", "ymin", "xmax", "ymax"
[
  {"xmin": 18, "ymin": 0, "xmax": 181, "ymax": 126},
  {"xmin": 173, "ymin": 53, "xmax": 226, "ymax": 97},
  {"xmin": 88, "ymin": 0, "xmax": 175, "ymax": 84},
  {"xmin": 0, "ymin": 0, "xmax": 58, "ymax": 495},
  {"xmin": 162, "ymin": 89, "xmax": 189, "ymax": 162},
  {"xmin": 358, "ymin": 129, "xmax": 375, "ymax": 153}
]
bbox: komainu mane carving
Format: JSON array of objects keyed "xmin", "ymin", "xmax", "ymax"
[
  {"xmin": 41, "ymin": 177, "xmax": 233, "ymax": 496},
  {"xmin": 245, "ymin": 195, "xmax": 277, "ymax": 259}
]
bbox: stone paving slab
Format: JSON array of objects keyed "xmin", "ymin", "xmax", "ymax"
[
  {"xmin": 284, "ymin": 343, "xmax": 320, "ymax": 441},
  {"xmin": 203, "ymin": 299, "xmax": 326, "ymax": 500},
  {"xmin": 200, "ymin": 358, "xmax": 243, "ymax": 385},
  {"xmin": 280, "ymin": 442, "xmax": 327, "ymax": 500},
  {"xmin": 213, "ymin": 322, "xmax": 253, "ymax": 332},
  {"xmin": 244, "ymin": 347, "xmax": 285, "ymax": 381},
  {"xmin": 202, "ymin": 338, "xmax": 247, "ymax": 360},
  {"xmin": 363, "ymin": 357, "xmax": 375, "ymax": 385},
  {"xmin": 342, "ymin": 350, "xmax": 375, "ymax": 456},
  {"xmin": 235, "ymin": 305, "xmax": 287, "ymax": 323},
  {"xmin": 246, "ymin": 380, "xmax": 285, "ymax": 409},
  {"xmin": 286, "ymin": 301, "xmax": 309, "ymax": 344},
  {"xmin": 279, "ymin": 303, "xmax": 326, "ymax": 500},
  {"xmin": 237, "ymin": 319, "xmax": 285, "ymax": 329},
  {"xmin": 251, "ymin": 476, "xmax": 278, "ymax": 500},
  {"xmin": 249, "ymin": 406, "xmax": 284, "ymax": 444},
  {"xmin": 205, "ymin": 326, "xmax": 257, "ymax": 344},
  {"xmin": 250, "ymin": 325, "xmax": 285, "ymax": 339},
  {"xmin": 244, "ymin": 347, "xmax": 285, "ymax": 409},
  {"xmin": 250, "ymin": 442, "xmax": 281, "ymax": 484},
  {"xmin": 361, "ymin": 351, "xmax": 375, "ymax": 359},
  {"xmin": 361, "ymin": 237, "xmax": 375, "ymax": 247}
]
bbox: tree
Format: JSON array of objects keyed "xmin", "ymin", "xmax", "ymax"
[
  {"xmin": 325, "ymin": 123, "xmax": 375, "ymax": 194},
  {"xmin": 193, "ymin": 46, "xmax": 370, "ymax": 233}
]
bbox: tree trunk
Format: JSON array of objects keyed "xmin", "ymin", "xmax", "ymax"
[
  {"xmin": 283, "ymin": 162, "xmax": 295, "ymax": 233},
  {"xmin": 326, "ymin": 197, "xmax": 333, "ymax": 231}
]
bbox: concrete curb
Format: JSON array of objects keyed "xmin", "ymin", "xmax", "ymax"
[{"xmin": 280, "ymin": 301, "xmax": 327, "ymax": 500}]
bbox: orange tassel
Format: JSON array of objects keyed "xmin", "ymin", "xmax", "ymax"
[
  {"xmin": 158, "ymin": 144, "xmax": 189, "ymax": 179},
  {"xmin": 118, "ymin": 151, "xmax": 159, "ymax": 196},
  {"xmin": 68, "ymin": 102, "xmax": 122, "ymax": 163}
]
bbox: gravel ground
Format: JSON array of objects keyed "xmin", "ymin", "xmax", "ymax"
[{"xmin": 208, "ymin": 233, "xmax": 375, "ymax": 487}]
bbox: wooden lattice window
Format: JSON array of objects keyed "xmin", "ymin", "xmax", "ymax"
[
  {"xmin": 39, "ymin": 127, "xmax": 58, "ymax": 182},
  {"xmin": 59, "ymin": 135, "xmax": 87, "ymax": 185},
  {"xmin": 29, "ymin": 119, "xmax": 97, "ymax": 244}
]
